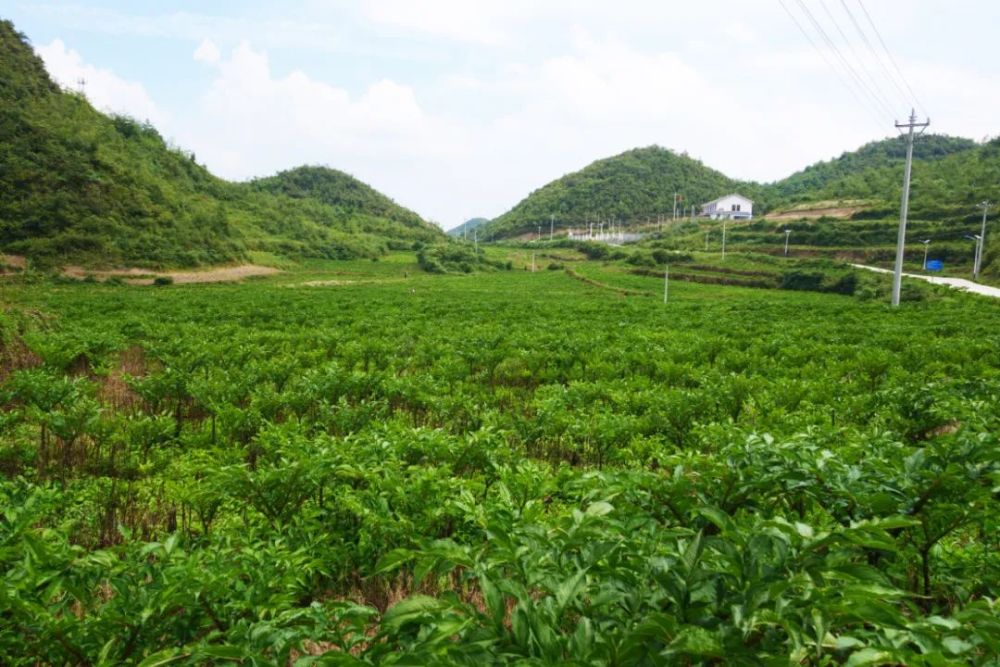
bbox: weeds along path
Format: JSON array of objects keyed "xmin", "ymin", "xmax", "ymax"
[{"xmin": 852, "ymin": 263, "xmax": 1000, "ymax": 298}]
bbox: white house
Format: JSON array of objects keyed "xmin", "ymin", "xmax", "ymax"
[{"xmin": 701, "ymin": 193, "xmax": 753, "ymax": 220}]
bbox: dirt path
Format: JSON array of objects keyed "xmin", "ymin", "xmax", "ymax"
[{"xmin": 851, "ymin": 264, "xmax": 1000, "ymax": 299}]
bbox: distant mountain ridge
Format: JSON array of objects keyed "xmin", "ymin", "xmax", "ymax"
[
  {"xmin": 447, "ymin": 218, "xmax": 489, "ymax": 238},
  {"xmin": 0, "ymin": 19, "xmax": 442, "ymax": 268},
  {"xmin": 480, "ymin": 135, "xmax": 994, "ymax": 239},
  {"xmin": 483, "ymin": 146, "xmax": 741, "ymax": 239}
]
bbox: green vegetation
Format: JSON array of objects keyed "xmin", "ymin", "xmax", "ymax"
[
  {"xmin": 0, "ymin": 20, "xmax": 442, "ymax": 268},
  {"xmin": 482, "ymin": 147, "xmax": 742, "ymax": 239},
  {"xmin": 448, "ymin": 218, "xmax": 490, "ymax": 238},
  {"xmin": 772, "ymin": 134, "xmax": 978, "ymax": 203},
  {"xmin": 478, "ymin": 137, "xmax": 1000, "ymax": 277},
  {"xmin": 2, "ymin": 256, "xmax": 999, "ymax": 665}
]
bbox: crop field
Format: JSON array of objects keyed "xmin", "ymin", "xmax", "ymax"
[{"xmin": 2, "ymin": 257, "xmax": 1000, "ymax": 665}]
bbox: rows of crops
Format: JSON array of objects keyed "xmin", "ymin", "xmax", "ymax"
[{"xmin": 2, "ymin": 262, "xmax": 999, "ymax": 665}]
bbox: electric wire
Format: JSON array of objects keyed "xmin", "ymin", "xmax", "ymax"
[
  {"xmin": 837, "ymin": 0, "xmax": 912, "ymax": 111},
  {"xmin": 776, "ymin": 0, "xmax": 886, "ymax": 132},
  {"xmin": 793, "ymin": 0, "xmax": 894, "ymax": 124},
  {"xmin": 816, "ymin": 0, "xmax": 898, "ymax": 118},
  {"xmin": 854, "ymin": 0, "xmax": 928, "ymax": 117}
]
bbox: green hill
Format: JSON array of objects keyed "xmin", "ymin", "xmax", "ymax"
[
  {"xmin": 770, "ymin": 134, "xmax": 978, "ymax": 203},
  {"xmin": 773, "ymin": 138, "xmax": 1000, "ymax": 219},
  {"xmin": 0, "ymin": 20, "xmax": 442, "ymax": 268},
  {"xmin": 481, "ymin": 146, "xmax": 748, "ymax": 239},
  {"xmin": 447, "ymin": 217, "xmax": 489, "ymax": 238}
]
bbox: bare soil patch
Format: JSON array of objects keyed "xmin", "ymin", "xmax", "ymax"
[
  {"xmin": 767, "ymin": 206, "xmax": 864, "ymax": 221},
  {"xmin": 63, "ymin": 264, "xmax": 280, "ymax": 285}
]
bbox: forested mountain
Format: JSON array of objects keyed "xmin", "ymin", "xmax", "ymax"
[
  {"xmin": 482, "ymin": 147, "xmax": 745, "ymax": 239},
  {"xmin": 0, "ymin": 20, "xmax": 441, "ymax": 268},
  {"xmin": 770, "ymin": 134, "xmax": 977, "ymax": 202},
  {"xmin": 250, "ymin": 166, "xmax": 427, "ymax": 231},
  {"xmin": 483, "ymin": 135, "xmax": 996, "ymax": 239},
  {"xmin": 447, "ymin": 218, "xmax": 489, "ymax": 237},
  {"xmin": 775, "ymin": 138, "xmax": 1000, "ymax": 221}
]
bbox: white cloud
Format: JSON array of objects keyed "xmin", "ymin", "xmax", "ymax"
[
  {"xmin": 193, "ymin": 38, "xmax": 221, "ymax": 64},
  {"xmin": 179, "ymin": 41, "xmax": 467, "ymax": 223},
  {"xmin": 35, "ymin": 39, "xmax": 166, "ymax": 125},
  {"xmin": 19, "ymin": 1, "xmax": 1000, "ymax": 228}
]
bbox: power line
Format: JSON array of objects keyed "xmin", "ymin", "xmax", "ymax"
[
  {"xmin": 837, "ymin": 0, "xmax": 911, "ymax": 111},
  {"xmin": 776, "ymin": 0, "xmax": 885, "ymax": 132},
  {"xmin": 854, "ymin": 0, "xmax": 928, "ymax": 117},
  {"xmin": 793, "ymin": 0, "xmax": 894, "ymax": 123},
  {"xmin": 815, "ymin": 0, "xmax": 897, "ymax": 118}
]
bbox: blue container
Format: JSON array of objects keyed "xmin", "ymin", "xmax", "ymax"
[{"xmin": 926, "ymin": 260, "xmax": 943, "ymax": 272}]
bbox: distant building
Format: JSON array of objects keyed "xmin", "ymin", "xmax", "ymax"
[{"xmin": 701, "ymin": 193, "xmax": 753, "ymax": 220}]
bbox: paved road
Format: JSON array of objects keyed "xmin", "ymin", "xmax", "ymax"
[{"xmin": 851, "ymin": 264, "xmax": 1000, "ymax": 299}]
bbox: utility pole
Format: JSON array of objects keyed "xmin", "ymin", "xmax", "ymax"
[
  {"xmin": 537, "ymin": 225, "xmax": 541, "ymax": 242},
  {"xmin": 784, "ymin": 229, "xmax": 792, "ymax": 256},
  {"xmin": 975, "ymin": 201, "xmax": 991, "ymax": 280},
  {"xmin": 921, "ymin": 239, "xmax": 930, "ymax": 271},
  {"xmin": 673, "ymin": 193, "xmax": 678, "ymax": 221},
  {"xmin": 891, "ymin": 109, "xmax": 930, "ymax": 307}
]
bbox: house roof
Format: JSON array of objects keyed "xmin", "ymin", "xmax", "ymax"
[{"xmin": 701, "ymin": 193, "xmax": 753, "ymax": 206}]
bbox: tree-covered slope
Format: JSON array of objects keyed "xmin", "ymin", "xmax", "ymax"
[
  {"xmin": 0, "ymin": 20, "xmax": 442, "ymax": 268},
  {"xmin": 481, "ymin": 146, "xmax": 749, "ymax": 239},
  {"xmin": 769, "ymin": 134, "xmax": 977, "ymax": 203},
  {"xmin": 249, "ymin": 166, "xmax": 430, "ymax": 232},
  {"xmin": 772, "ymin": 137, "xmax": 1000, "ymax": 218},
  {"xmin": 447, "ymin": 218, "xmax": 489, "ymax": 238}
]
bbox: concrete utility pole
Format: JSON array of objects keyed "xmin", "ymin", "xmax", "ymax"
[
  {"xmin": 784, "ymin": 229, "xmax": 792, "ymax": 256},
  {"xmin": 891, "ymin": 109, "xmax": 930, "ymax": 307},
  {"xmin": 921, "ymin": 239, "xmax": 930, "ymax": 270},
  {"xmin": 975, "ymin": 201, "xmax": 991, "ymax": 280}
]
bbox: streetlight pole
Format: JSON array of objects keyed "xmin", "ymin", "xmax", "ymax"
[
  {"xmin": 975, "ymin": 201, "xmax": 991, "ymax": 281},
  {"xmin": 965, "ymin": 235, "xmax": 982, "ymax": 278},
  {"xmin": 921, "ymin": 239, "xmax": 930, "ymax": 271},
  {"xmin": 784, "ymin": 229, "xmax": 791, "ymax": 256}
]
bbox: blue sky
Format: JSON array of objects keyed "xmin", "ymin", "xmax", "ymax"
[{"xmin": 7, "ymin": 1, "xmax": 1000, "ymax": 228}]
